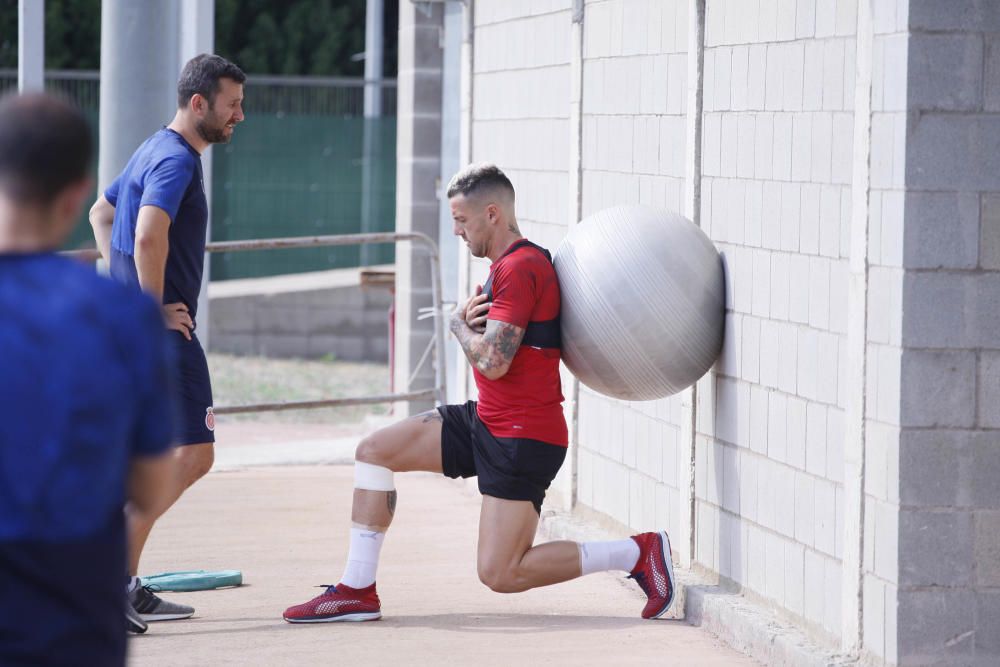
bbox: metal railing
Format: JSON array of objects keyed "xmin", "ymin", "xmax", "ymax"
[{"xmin": 70, "ymin": 232, "xmax": 446, "ymax": 413}]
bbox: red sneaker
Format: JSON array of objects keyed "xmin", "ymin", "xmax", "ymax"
[
  {"xmin": 628, "ymin": 531, "xmax": 677, "ymax": 619},
  {"xmin": 283, "ymin": 583, "xmax": 382, "ymax": 623}
]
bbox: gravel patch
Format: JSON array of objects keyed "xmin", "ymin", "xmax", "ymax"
[{"xmin": 208, "ymin": 353, "xmax": 390, "ymax": 424}]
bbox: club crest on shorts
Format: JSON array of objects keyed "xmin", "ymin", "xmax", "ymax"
[{"xmin": 205, "ymin": 407, "xmax": 215, "ymax": 432}]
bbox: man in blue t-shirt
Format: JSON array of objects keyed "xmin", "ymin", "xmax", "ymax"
[
  {"xmin": 89, "ymin": 54, "xmax": 246, "ymax": 625},
  {"xmin": 0, "ymin": 93, "xmax": 178, "ymax": 664}
]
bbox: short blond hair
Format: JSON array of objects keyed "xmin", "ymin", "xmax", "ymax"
[{"xmin": 446, "ymin": 163, "xmax": 515, "ymax": 202}]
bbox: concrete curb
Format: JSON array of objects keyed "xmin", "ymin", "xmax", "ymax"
[{"xmin": 538, "ymin": 509, "xmax": 857, "ymax": 667}]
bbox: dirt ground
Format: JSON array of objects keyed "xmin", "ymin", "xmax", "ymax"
[{"xmin": 129, "ymin": 465, "xmax": 757, "ymax": 666}]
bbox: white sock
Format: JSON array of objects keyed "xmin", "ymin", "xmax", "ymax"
[
  {"xmin": 126, "ymin": 576, "xmax": 141, "ymax": 593},
  {"xmin": 340, "ymin": 527, "xmax": 386, "ymax": 589},
  {"xmin": 579, "ymin": 539, "xmax": 641, "ymax": 576}
]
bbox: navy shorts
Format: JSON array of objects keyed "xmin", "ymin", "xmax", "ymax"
[
  {"xmin": 168, "ymin": 331, "xmax": 215, "ymax": 446},
  {"xmin": 438, "ymin": 401, "xmax": 566, "ymax": 514}
]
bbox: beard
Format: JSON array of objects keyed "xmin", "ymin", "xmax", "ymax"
[
  {"xmin": 462, "ymin": 237, "xmax": 484, "ymax": 258},
  {"xmin": 195, "ymin": 115, "xmax": 231, "ymax": 144}
]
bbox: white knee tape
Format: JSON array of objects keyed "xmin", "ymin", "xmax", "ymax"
[{"xmin": 354, "ymin": 461, "xmax": 395, "ymax": 491}]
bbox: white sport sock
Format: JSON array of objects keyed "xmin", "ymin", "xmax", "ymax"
[
  {"xmin": 340, "ymin": 527, "xmax": 386, "ymax": 589},
  {"xmin": 126, "ymin": 576, "xmax": 141, "ymax": 593},
  {"xmin": 579, "ymin": 539, "xmax": 641, "ymax": 576}
]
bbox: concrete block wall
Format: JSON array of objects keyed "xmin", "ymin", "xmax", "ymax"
[
  {"xmin": 468, "ymin": 0, "xmax": 692, "ymax": 532},
  {"xmin": 893, "ymin": 2, "xmax": 1000, "ymax": 664},
  {"xmin": 695, "ymin": 0, "xmax": 856, "ymax": 644},
  {"xmin": 395, "ymin": 1, "xmax": 444, "ymax": 415},
  {"xmin": 469, "ymin": 0, "xmax": 575, "ymax": 294},
  {"xmin": 435, "ymin": 1, "xmax": 1000, "ymax": 663},
  {"xmin": 575, "ymin": 0, "xmax": 691, "ymax": 549},
  {"xmin": 208, "ymin": 268, "xmax": 393, "ymax": 362},
  {"xmin": 469, "ymin": 0, "xmax": 576, "ymax": 505},
  {"xmin": 472, "ymin": 0, "xmax": 573, "ymax": 254}
]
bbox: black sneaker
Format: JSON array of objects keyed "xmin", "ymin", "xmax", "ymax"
[
  {"xmin": 126, "ymin": 600, "xmax": 148, "ymax": 634},
  {"xmin": 129, "ymin": 584, "xmax": 195, "ymax": 622}
]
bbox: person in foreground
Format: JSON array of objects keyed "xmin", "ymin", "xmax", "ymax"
[
  {"xmin": 0, "ymin": 92, "xmax": 178, "ymax": 664},
  {"xmin": 283, "ymin": 163, "xmax": 676, "ymax": 624},
  {"xmin": 89, "ymin": 53, "xmax": 245, "ymax": 627}
]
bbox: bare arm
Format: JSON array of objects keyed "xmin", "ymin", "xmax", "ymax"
[
  {"xmin": 134, "ymin": 205, "xmax": 171, "ymax": 302},
  {"xmin": 88, "ymin": 195, "xmax": 115, "ymax": 261},
  {"xmin": 133, "ymin": 205, "xmax": 195, "ymax": 340},
  {"xmin": 127, "ymin": 451, "xmax": 179, "ymax": 518},
  {"xmin": 449, "ymin": 298, "xmax": 525, "ymax": 380}
]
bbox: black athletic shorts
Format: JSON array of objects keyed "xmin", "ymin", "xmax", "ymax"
[
  {"xmin": 168, "ymin": 331, "xmax": 216, "ymax": 446},
  {"xmin": 438, "ymin": 401, "xmax": 567, "ymax": 514}
]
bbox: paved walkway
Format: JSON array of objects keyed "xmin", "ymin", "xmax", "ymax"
[{"xmin": 129, "ymin": 433, "xmax": 757, "ymax": 665}]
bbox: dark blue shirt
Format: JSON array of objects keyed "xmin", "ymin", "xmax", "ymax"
[
  {"xmin": 0, "ymin": 253, "xmax": 175, "ymax": 665},
  {"xmin": 106, "ymin": 127, "xmax": 208, "ymax": 321}
]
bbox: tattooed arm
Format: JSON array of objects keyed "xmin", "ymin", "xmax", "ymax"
[{"xmin": 449, "ymin": 302, "xmax": 525, "ymax": 380}]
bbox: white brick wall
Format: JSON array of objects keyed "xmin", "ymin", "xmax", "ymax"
[
  {"xmin": 581, "ymin": 2, "xmax": 688, "ymax": 221},
  {"xmin": 570, "ymin": 0, "xmax": 693, "ymax": 547},
  {"xmin": 459, "ymin": 2, "xmax": 993, "ymax": 663},
  {"xmin": 469, "ymin": 0, "xmax": 575, "ymax": 503},
  {"xmin": 693, "ymin": 0, "xmax": 858, "ymax": 648}
]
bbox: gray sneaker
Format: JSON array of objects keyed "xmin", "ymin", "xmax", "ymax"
[
  {"xmin": 129, "ymin": 584, "xmax": 195, "ymax": 622},
  {"xmin": 126, "ymin": 600, "xmax": 148, "ymax": 633}
]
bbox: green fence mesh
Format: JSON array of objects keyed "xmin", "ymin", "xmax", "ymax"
[{"xmin": 1, "ymin": 71, "xmax": 396, "ymax": 279}]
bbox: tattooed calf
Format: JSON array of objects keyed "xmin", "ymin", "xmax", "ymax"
[{"xmin": 387, "ymin": 490, "xmax": 398, "ymax": 516}]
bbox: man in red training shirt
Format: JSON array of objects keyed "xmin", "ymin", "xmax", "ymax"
[{"xmin": 283, "ymin": 163, "xmax": 676, "ymax": 623}]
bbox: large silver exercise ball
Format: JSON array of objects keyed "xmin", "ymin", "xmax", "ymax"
[{"xmin": 554, "ymin": 205, "xmax": 725, "ymax": 401}]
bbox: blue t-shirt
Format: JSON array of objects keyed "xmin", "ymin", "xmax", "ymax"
[
  {"xmin": 0, "ymin": 253, "xmax": 175, "ymax": 665},
  {"xmin": 106, "ymin": 127, "xmax": 208, "ymax": 321}
]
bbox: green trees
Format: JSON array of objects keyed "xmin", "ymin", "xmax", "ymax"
[
  {"xmin": 44, "ymin": 0, "xmax": 101, "ymax": 69},
  {"xmin": 0, "ymin": 0, "xmax": 397, "ymax": 76},
  {"xmin": 0, "ymin": 1, "xmax": 16, "ymax": 68},
  {"xmin": 0, "ymin": 0, "xmax": 101, "ymax": 69},
  {"xmin": 217, "ymin": 0, "xmax": 398, "ymax": 77}
]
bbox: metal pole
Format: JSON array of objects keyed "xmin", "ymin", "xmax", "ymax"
[
  {"xmin": 204, "ymin": 231, "xmax": 434, "ymax": 253},
  {"xmin": 429, "ymin": 251, "xmax": 447, "ymax": 406},
  {"xmin": 360, "ymin": 0, "xmax": 385, "ymax": 266},
  {"xmin": 364, "ymin": 0, "xmax": 384, "ymax": 117},
  {"xmin": 17, "ymin": 0, "xmax": 44, "ymax": 92},
  {"xmin": 213, "ymin": 389, "xmax": 436, "ymax": 416}
]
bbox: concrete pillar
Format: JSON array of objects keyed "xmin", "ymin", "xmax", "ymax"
[
  {"xmin": 394, "ymin": 0, "xmax": 444, "ymax": 415},
  {"xmin": 17, "ymin": 0, "xmax": 44, "ymax": 92},
  {"xmin": 893, "ymin": 3, "xmax": 1000, "ymax": 664},
  {"xmin": 679, "ymin": 0, "xmax": 706, "ymax": 569},
  {"xmin": 440, "ymin": 2, "xmax": 464, "ymax": 404},
  {"xmin": 179, "ymin": 0, "xmax": 214, "ymax": 350},
  {"xmin": 99, "ymin": 2, "xmax": 216, "ymax": 342},
  {"xmin": 841, "ymin": 0, "xmax": 874, "ymax": 657},
  {"xmin": 454, "ymin": 0, "xmax": 475, "ymax": 402},
  {"xmin": 98, "ymin": 2, "xmax": 178, "ymax": 190},
  {"xmin": 551, "ymin": 0, "xmax": 585, "ymax": 513}
]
